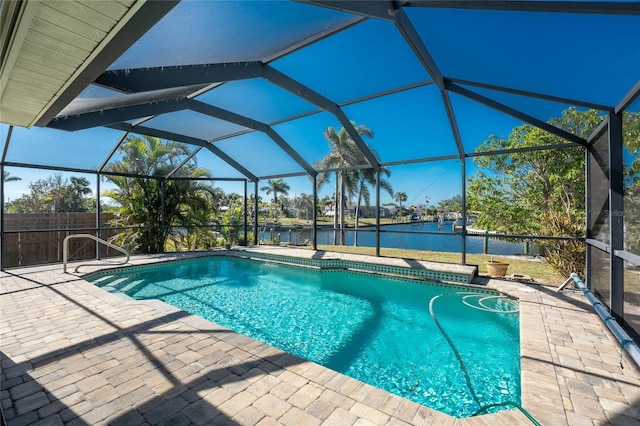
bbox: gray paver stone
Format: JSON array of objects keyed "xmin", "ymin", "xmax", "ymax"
[
  {"xmin": 32, "ymin": 414, "xmax": 64, "ymax": 426},
  {"xmin": 218, "ymin": 391, "xmax": 258, "ymax": 417},
  {"xmin": 181, "ymin": 399, "xmax": 221, "ymax": 426},
  {"xmin": 9, "ymin": 380, "xmax": 42, "ymax": 400},
  {"xmin": 157, "ymin": 412, "xmax": 192, "ymax": 426},
  {"xmin": 349, "ymin": 401, "xmax": 390, "ymax": 425},
  {"xmin": 14, "ymin": 391, "xmax": 49, "ymax": 415},
  {"xmin": 288, "ymin": 383, "xmax": 323, "ymax": 409},
  {"xmin": 104, "ymin": 408, "xmax": 146, "ymax": 426},
  {"xmin": 231, "ymin": 405, "xmax": 266, "ymax": 425},
  {"xmin": 306, "ymin": 398, "xmax": 336, "ymax": 421},
  {"xmin": 253, "ymin": 393, "xmax": 292, "ymax": 419},
  {"xmin": 143, "ymin": 397, "xmax": 189, "ymax": 424},
  {"xmin": 323, "ymin": 407, "xmax": 359, "ymax": 426},
  {"xmin": 279, "ymin": 406, "xmax": 322, "ymax": 426}
]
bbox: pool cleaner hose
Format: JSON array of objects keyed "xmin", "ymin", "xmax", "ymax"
[{"xmin": 428, "ymin": 292, "xmax": 540, "ymax": 425}]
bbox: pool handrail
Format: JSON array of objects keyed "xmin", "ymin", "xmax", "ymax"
[{"xmin": 63, "ymin": 234, "xmax": 130, "ymax": 273}]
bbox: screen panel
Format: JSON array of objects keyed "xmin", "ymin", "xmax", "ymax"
[
  {"xmin": 623, "ymin": 99, "xmax": 640, "ymax": 256},
  {"xmin": 195, "ymin": 79, "xmax": 317, "ymax": 124},
  {"xmin": 213, "ymin": 132, "xmax": 305, "ymax": 178},
  {"xmin": 110, "ymin": 1, "xmax": 355, "ymax": 69},
  {"xmin": 589, "ymin": 130, "xmax": 610, "ymax": 244},
  {"xmin": 407, "ymin": 8, "xmax": 640, "ymax": 106},
  {"xmin": 272, "ymin": 19, "xmax": 431, "ymax": 104},
  {"xmin": 342, "ymin": 85, "xmax": 458, "ymax": 162},
  {"xmin": 450, "ymin": 92, "xmax": 531, "ymax": 154},
  {"xmin": 623, "ymin": 257, "xmax": 640, "ymax": 338},
  {"xmin": 5, "ymin": 126, "xmax": 125, "ymax": 170},
  {"xmin": 102, "ymin": 133, "xmax": 198, "ymax": 178},
  {"xmin": 590, "ymin": 246, "xmax": 611, "ymax": 306},
  {"xmin": 272, "ymin": 111, "xmax": 344, "ymax": 167},
  {"xmin": 144, "ymin": 110, "xmax": 248, "ymax": 142},
  {"xmin": 457, "ymin": 84, "xmax": 607, "ymax": 139}
]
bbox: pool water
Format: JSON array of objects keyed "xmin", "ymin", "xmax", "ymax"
[{"xmin": 86, "ymin": 257, "xmax": 520, "ymax": 418}]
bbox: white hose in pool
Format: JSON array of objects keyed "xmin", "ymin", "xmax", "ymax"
[{"xmin": 460, "ymin": 293, "xmax": 519, "ymax": 314}]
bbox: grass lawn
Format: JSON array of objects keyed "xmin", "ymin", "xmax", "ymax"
[
  {"xmin": 308, "ymin": 244, "xmax": 567, "ymax": 286},
  {"xmin": 257, "ymin": 217, "xmax": 577, "ymax": 285}
]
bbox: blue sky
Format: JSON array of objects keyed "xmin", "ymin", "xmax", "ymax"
[{"xmin": 2, "ymin": 2, "xmax": 639, "ymax": 208}]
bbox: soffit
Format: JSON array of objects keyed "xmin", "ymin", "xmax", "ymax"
[{"xmin": 0, "ymin": 0, "xmax": 175, "ymax": 128}]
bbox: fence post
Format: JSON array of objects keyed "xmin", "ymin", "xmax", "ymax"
[{"xmin": 483, "ymin": 231, "xmax": 489, "ymax": 254}]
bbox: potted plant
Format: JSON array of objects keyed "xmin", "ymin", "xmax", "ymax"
[{"xmin": 486, "ymin": 257, "xmax": 509, "ymax": 277}]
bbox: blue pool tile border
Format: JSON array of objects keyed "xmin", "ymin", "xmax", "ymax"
[
  {"xmin": 84, "ymin": 250, "xmax": 475, "ymax": 285},
  {"xmin": 231, "ymin": 251, "xmax": 473, "ymax": 284}
]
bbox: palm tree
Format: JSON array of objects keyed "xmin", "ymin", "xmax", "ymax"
[
  {"xmin": 294, "ymin": 193, "xmax": 314, "ymax": 221},
  {"xmin": 221, "ymin": 192, "xmax": 242, "ymax": 209},
  {"xmin": 348, "ymin": 166, "xmax": 393, "ymax": 246},
  {"xmin": 104, "ymin": 135, "xmax": 216, "ymax": 252},
  {"xmin": 2, "ymin": 171, "xmax": 21, "ymax": 182},
  {"xmin": 260, "ymin": 178, "xmax": 290, "ymax": 219},
  {"xmin": 260, "ymin": 178, "xmax": 290, "ymax": 204},
  {"xmin": 394, "ymin": 191, "xmax": 408, "ymax": 218},
  {"xmin": 316, "ymin": 124, "xmax": 373, "ymax": 244}
]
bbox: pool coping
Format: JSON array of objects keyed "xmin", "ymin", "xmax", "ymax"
[
  {"xmin": 84, "ymin": 247, "xmax": 478, "ymax": 286},
  {"xmin": 1, "ymin": 248, "xmax": 639, "ymax": 425}
]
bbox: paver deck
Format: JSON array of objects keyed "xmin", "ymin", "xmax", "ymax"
[{"xmin": 1, "ymin": 248, "xmax": 639, "ymax": 425}]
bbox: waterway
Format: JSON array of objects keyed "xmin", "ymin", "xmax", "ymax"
[{"xmin": 262, "ymin": 221, "xmax": 534, "ymax": 256}]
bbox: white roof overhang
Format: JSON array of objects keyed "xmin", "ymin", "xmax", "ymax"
[{"xmin": 0, "ymin": 0, "xmax": 176, "ymax": 128}]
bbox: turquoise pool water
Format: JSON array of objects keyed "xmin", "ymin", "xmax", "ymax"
[{"xmin": 86, "ymin": 257, "xmax": 520, "ymax": 418}]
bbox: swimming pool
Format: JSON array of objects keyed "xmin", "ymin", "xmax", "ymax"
[{"xmin": 86, "ymin": 256, "xmax": 520, "ymax": 418}]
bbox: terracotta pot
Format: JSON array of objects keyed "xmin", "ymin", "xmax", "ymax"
[{"xmin": 486, "ymin": 261, "xmax": 509, "ymax": 277}]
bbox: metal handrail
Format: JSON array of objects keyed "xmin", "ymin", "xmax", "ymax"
[{"xmin": 63, "ymin": 234, "xmax": 130, "ymax": 273}]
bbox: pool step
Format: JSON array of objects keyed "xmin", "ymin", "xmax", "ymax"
[
  {"xmin": 90, "ymin": 275, "xmax": 116, "ymax": 285},
  {"xmin": 92, "ymin": 275, "xmax": 133, "ymax": 289},
  {"xmin": 118, "ymin": 279, "xmax": 145, "ymax": 294}
]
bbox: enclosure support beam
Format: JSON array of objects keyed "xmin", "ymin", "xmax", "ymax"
[
  {"xmin": 609, "ymin": 112, "xmax": 624, "ymax": 316},
  {"xmin": 0, "ymin": 163, "xmax": 4, "ymax": 271},
  {"xmin": 448, "ymin": 78, "xmax": 612, "ymax": 112},
  {"xmin": 313, "ymin": 175, "xmax": 318, "ymax": 251},
  {"xmin": 99, "ymin": 132, "xmax": 128, "ymax": 173},
  {"xmin": 447, "ymin": 82, "xmax": 588, "ymax": 147},
  {"xmin": 189, "ymin": 100, "xmax": 317, "ymax": 177},
  {"xmin": 403, "ymin": 1, "xmax": 640, "ymax": 15},
  {"xmin": 254, "ymin": 181, "xmax": 259, "ymax": 246},
  {"xmin": 106, "ymin": 123, "xmax": 258, "ymax": 181},
  {"xmin": 95, "ymin": 62, "xmax": 264, "ymax": 93},
  {"xmin": 0, "ymin": 126, "xmax": 13, "ymax": 271},
  {"xmin": 376, "ymin": 170, "xmax": 381, "ymax": 257},
  {"xmin": 244, "ymin": 180, "xmax": 248, "ymax": 247},
  {"xmin": 161, "ymin": 180, "xmax": 166, "ymax": 254},
  {"xmin": 585, "ymin": 143, "xmax": 593, "ymax": 290},
  {"xmin": 262, "ymin": 66, "xmax": 381, "ymax": 170},
  {"xmin": 96, "ymin": 175, "xmax": 101, "ymax": 260},
  {"xmin": 461, "ymin": 159, "xmax": 467, "ymax": 265},
  {"xmin": 393, "ymin": 9, "xmax": 466, "ymax": 159}
]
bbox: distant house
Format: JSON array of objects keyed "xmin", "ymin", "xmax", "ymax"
[
  {"xmin": 385, "ymin": 205, "xmax": 400, "ymax": 217},
  {"xmin": 345, "ymin": 203, "xmax": 391, "ymax": 218}
]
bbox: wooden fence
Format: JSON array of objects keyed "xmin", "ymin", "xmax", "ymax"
[{"xmin": 2, "ymin": 212, "xmax": 119, "ymax": 268}]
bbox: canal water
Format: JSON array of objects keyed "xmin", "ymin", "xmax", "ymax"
[{"xmin": 262, "ymin": 222, "xmax": 533, "ymax": 256}]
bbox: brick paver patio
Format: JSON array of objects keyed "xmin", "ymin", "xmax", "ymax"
[{"xmin": 1, "ymin": 248, "xmax": 638, "ymax": 425}]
